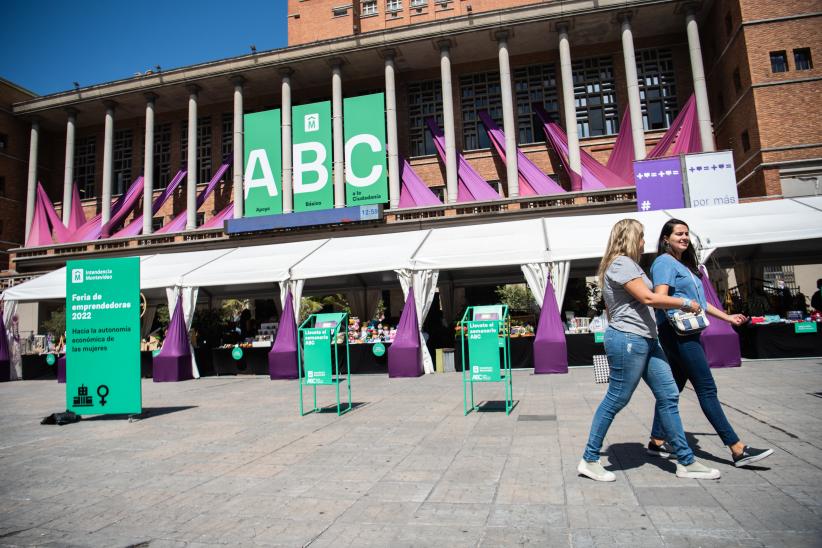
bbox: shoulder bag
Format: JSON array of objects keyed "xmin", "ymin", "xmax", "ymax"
[{"xmin": 668, "ymin": 268, "xmax": 710, "ymax": 336}]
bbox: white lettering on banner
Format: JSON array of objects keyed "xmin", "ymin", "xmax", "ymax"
[
  {"xmin": 293, "ymin": 142, "xmax": 328, "ymax": 194},
  {"xmin": 345, "ymin": 134, "xmax": 383, "ymax": 187},
  {"xmin": 243, "ymin": 149, "xmax": 279, "ymax": 198}
]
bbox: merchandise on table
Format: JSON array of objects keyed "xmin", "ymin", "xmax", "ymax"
[{"xmin": 347, "ymin": 316, "xmax": 396, "ymax": 344}]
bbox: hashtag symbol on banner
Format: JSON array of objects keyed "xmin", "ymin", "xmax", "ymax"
[{"xmin": 641, "ymin": 200, "xmax": 651, "ymax": 211}]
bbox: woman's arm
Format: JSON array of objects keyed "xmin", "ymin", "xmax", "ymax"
[
  {"xmin": 625, "ymin": 280, "xmax": 701, "ymax": 312},
  {"xmin": 706, "ymin": 303, "xmax": 748, "ymax": 325}
]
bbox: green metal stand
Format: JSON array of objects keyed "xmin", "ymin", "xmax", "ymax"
[
  {"xmin": 460, "ymin": 305, "xmax": 513, "ymax": 415},
  {"xmin": 298, "ymin": 312, "xmax": 352, "ymax": 416}
]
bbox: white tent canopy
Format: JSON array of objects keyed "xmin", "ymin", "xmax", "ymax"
[{"xmin": 3, "ymin": 198, "xmax": 821, "ymax": 303}]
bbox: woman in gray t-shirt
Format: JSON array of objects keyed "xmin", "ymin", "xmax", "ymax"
[{"xmin": 578, "ymin": 219, "xmax": 721, "ymax": 482}]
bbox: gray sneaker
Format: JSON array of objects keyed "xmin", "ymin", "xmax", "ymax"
[
  {"xmin": 578, "ymin": 459, "xmax": 616, "ymax": 482},
  {"xmin": 676, "ymin": 461, "xmax": 721, "ymax": 480}
]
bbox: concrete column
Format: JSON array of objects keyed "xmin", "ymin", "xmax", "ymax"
[
  {"xmin": 620, "ymin": 15, "xmax": 647, "ymax": 160},
  {"xmin": 280, "ymin": 68, "xmax": 294, "ymax": 214},
  {"xmin": 62, "ymin": 109, "xmax": 77, "ymax": 225},
  {"xmin": 143, "ymin": 94, "xmax": 156, "ymax": 234},
  {"xmin": 497, "ymin": 31, "xmax": 519, "ymax": 199},
  {"xmin": 186, "ymin": 85, "xmax": 199, "ymax": 229},
  {"xmin": 331, "ymin": 60, "xmax": 345, "ymax": 208},
  {"xmin": 101, "ymin": 101, "xmax": 116, "ymax": 225},
  {"xmin": 383, "ymin": 52, "xmax": 401, "ymax": 209},
  {"xmin": 24, "ymin": 120, "xmax": 39, "ymax": 242},
  {"xmin": 557, "ymin": 24, "xmax": 581, "ymax": 186},
  {"xmin": 231, "ymin": 76, "xmax": 245, "ymax": 218},
  {"xmin": 686, "ymin": 9, "xmax": 716, "ymax": 152},
  {"xmin": 438, "ymin": 40, "xmax": 458, "ymax": 204}
]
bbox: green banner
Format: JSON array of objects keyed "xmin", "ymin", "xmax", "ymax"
[
  {"xmin": 795, "ymin": 321, "xmax": 818, "ymax": 334},
  {"xmin": 65, "ymin": 257, "xmax": 141, "ymax": 415},
  {"xmin": 344, "ymin": 93, "xmax": 387, "ymax": 206},
  {"xmin": 302, "ymin": 327, "xmax": 333, "ymax": 384},
  {"xmin": 467, "ymin": 320, "xmax": 501, "ymax": 382},
  {"xmin": 244, "ymin": 109, "xmax": 282, "ymax": 217},
  {"xmin": 292, "ymin": 101, "xmax": 333, "ymax": 212},
  {"xmin": 594, "ymin": 331, "xmax": 605, "ymax": 343}
]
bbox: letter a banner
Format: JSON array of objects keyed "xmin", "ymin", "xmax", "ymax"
[
  {"xmin": 293, "ymin": 101, "xmax": 333, "ymax": 212},
  {"xmin": 344, "ymin": 93, "xmax": 387, "ymax": 206},
  {"xmin": 66, "ymin": 257, "xmax": 141, "ymax": 415},
  {"xmin": 244, "ymin": 109, "xmax": 282, "ymax": 217}
]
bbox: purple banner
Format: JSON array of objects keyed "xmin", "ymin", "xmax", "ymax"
[{"xmin": 633, "ymin": 157, "xmax": 685, "ymax": 212}]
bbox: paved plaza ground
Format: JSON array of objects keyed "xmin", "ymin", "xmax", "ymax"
[{"xmin": 0, "ymin": 358, "xmax": 820, "ymax": 547}]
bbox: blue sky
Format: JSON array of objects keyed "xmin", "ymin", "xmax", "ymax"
[{"xmin": 1, "ymin": 0, "xmax": 289, "ymax": 96}]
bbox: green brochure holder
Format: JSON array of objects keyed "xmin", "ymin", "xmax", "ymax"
[
  {"xmin": 298, "ymin": 312, "xmax": 352, "ymax": 416},
  {"xmin": 459, "ymin": 305, "xmax": 513, "ymax": 415}
]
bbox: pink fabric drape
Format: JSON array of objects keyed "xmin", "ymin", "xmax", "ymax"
[
  {"xmin": 198, "ymin": 202, "xmax": 234, "ymax": 229},
  {"xmin": 648, "ymin": 94, "xmax": 701, "ymax": 158},
  {"xmin": 36, "ymin": 184, "xmax": 72, "ymax": 242},
  {"xmin": 100, "ymin": 176, "xmax": 145, "ymax": 238},
  {"xmin": 155, "ymin": 162, "xmax": 230, "ymax": 234},
  {"xmin": 113, "ymin": 169, "xmax": 187, "ymax": 238},
  {"xmin": 398, "ymin": 157, "xmax": 443, "ymax": 208},
  {"xmin": 67, "ymin": 184, "xmax": 86, "ymax": 232},
  {"xmin": 477, "ymin": 111, "xmax": 565, "ymax": 196},
  {"xmin": 25, "ymin": 189, "xmax": 53, "ymax": 247},
  {"xmin": 67, "ymin": 175, "xmax": 145, "ymax": 242},
  {"xmin": 425, "ymin": 118, "xmax": 500, "ymax": 202},
  {"xmin": 605, "ymin": 108, "xmax": 636, "ymax": 182}
]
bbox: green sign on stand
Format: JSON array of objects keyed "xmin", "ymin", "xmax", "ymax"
[
  {"xmin": 467, "ymin": 321, "xmax": 502, "ymax": 382},
  {"xmin": 302, "ymin": 327, "xmax": 334, "ymax": 384},
  {"xmin": 795, "ymin": 321, "xmax": 818, "ymax": 334},
  {"xmin": 343, "ymin": 93, "xmax": 387, "ymax": 206},
  {"xmin": 292, "ymin": 101, "xmax": 333, "ymax": 212},
  {"xmin": 594, "ymin": 331, "xmax": 605, "ymax": 343},
  {"xmin": 65, "ymin": 257, "xmax": 141, "ymax": 415},
  {"xmin": 243, "ymin": 109, "xmax": 282, "ymax": 217},
  {"xmin": 231, "ymin": 346, "xmax": 244, "ymax": 360},
  {"xmin": 372, "ymin": 342, "xmax": 386, "ymax": 357},
  {"xmin": 46, "ymin": 354, "xmax": 56, "ymax": 366}
]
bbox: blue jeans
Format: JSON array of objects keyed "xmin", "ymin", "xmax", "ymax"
[
  {"xmin": 651, "ymin": 323, "xmax": 740, "ymax": 446},
  {"xmin": 583, "ymin": 327, "xmax": 695, "ymax": 465}
]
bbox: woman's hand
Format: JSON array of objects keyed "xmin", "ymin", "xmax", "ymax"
[
  {"xmin": 727, "ymin": 313, "xmax": 747, "ymax": 326},
  {"xmin": 688, "ymin": 301, "xmax": 702, "ymax": 314}
]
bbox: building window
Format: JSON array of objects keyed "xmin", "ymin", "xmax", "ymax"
[
  {"xmin": 154, "ymin": 123, "xmax": 172, "ymax": 189},
  {"xmin": 717, "ymin": 92, "xmax": 725, "ymax": 113},
  {"xmin": 332, "ymin": 6, "xmax": 349, "ymax": 16},
  {"xmin": 636, "ymin": 48, "xmax": 678, "ymax": 130},
  {"xmin": 724, "ymin": 13, "xmax": 732, "ymax": 35},
  {"xmin": 0, "ymin": 176, "xmax": 5, "ymax": 197},
  {"xmin": 0, "ymin": 219, "xmax": 4, "ymax": 235},
  {"xmin": 221, "ymin": 113, "xmax": 233, "ymax": 163},
  {"xmin": 152, "ymin": 217, "xmax": 164, "ymax": 232},
  {"xmin": 362, "ymin": 0, "xmax": 377, "ymax": 15},
  {"xmin": 0, "ymin": 133, "xmax": 7, "ymax": 150},
  {"xmin": 75, "ymin": 136, "xmax": 96, "ymax": 198},
  {"xmin": 386, "ymin": 0, "xmax": 402, "ymax": 12},
  {"xmin": 112, "ymin": 128, "xmax": 133, "ymax": 195},
  {"xmin": 572, "ymin": 56, "xmax": 619, "ymax": 137},
  {"xmin": 770, "ymin": 51, "xmax": 788, "ymax": 73},
  {"xmin": 181, "ymin": 117, "xmax": 213, "ymax": 184},
  {"xmin": 514, "ymin": 64, "xmax": 559, "ymax": 144},
  {"xmin": 794, "ymin": 48, "xmax": 813, "ymax": 70},
  {"xmin": 741, "ymin": 130, "xmax": 750, "ymax": 152},
  {"xmin": 408, "ymin": 79, "xmax": 443, "ymax": 157},
  {"xmin": 460, "ymin": 71, "xmax": 502, "ymax": 150},
  {"xmin": 410, "ymin": 0, "xmax": 426, "ymax": 7},
  {"xmin": 732, "ymin": 68, "xmax": 742, "ymax": 94},
  {"xmin": 196, "ymin": 212, "xmax": 205, "ymax": 226}
]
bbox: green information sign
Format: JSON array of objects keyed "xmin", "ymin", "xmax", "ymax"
[
  {"xmin": 372, "ymin": 342, "xmax": 386, "ymax": 357},
  {"xmin": 46, "ymin": 354, "xmax": 56, "ymax": 366},
  {"xmin": 594, "ymin": 331, "xmax": 605, "ymax": 343},
  {"xmin": 302, "ymin": 327, "xmax": 333, "ymax": 384},
  {"xmin": 795, "ymin": 321, "xmax": 818, "ymax": 334},
  {"xmin": 244, "ymin": 109, "xmax": 282, "ymax": 217},
  {"xmin": 467, "ymin": 320, "xmax": 501, "ymax": 382},
  {"xmin": 65, "ymin": 257, "xmax": 141, "ymax": 415},
  {"xmin": 292, "ymin": 101, "xmax": 333, "ymax": 212},
  {"xmin": 343, "ymin": 93, "xmax": 387, "ymax": 206},
  {"xmin": 231, "ymin": 346, "xmax": 244, "ymax": 360}
]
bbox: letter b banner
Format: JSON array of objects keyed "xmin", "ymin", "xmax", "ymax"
[
  {"xmin": 293, "ymin": 101, "xmax": 333, "ymax": 212},
  {"xmin": 344, "ymin": 93, "xmax": 387, "ymax": 206}
]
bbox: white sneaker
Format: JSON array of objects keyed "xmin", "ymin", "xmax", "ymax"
[
  {"xmin": 578, "ymin": 459, "xmax": 616, "ymax": 482},
  {"xmin": 676, "ymin": 461, "xmax": 721, "ymax": 480}
]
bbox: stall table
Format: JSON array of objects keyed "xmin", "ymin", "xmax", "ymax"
[
  {"xmin": 210, "ymin": 343, "xmax": 391, "ymax": 376},
  {"xmin": 736, "ymin": 323, "xmax": 822, "ymax": 359},
  {"xmin": 454, "ymin": 334, "xmax": 604, "ymax": 371}
]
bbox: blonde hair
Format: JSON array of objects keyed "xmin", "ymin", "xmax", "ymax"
[{"xmin": 598, "ymin": 219, "xmax": 645, "ymax": 287}]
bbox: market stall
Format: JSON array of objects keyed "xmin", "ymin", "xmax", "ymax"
[{"xmin": 736, "ymin": 322, "xmax": 822, "ymax": 359}]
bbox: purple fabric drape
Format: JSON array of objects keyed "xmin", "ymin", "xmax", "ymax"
[
  {"xmin": 100, "ymin": 176, "xmax": 145, "ymax": 238},
  {"xmin": 113, "ymin": 169, "xmax": 187, "ymax": 238},
  {"xmin": 67, "ymin": 184, "xmax": 86, "ymax": 232},
  {"xmin": 698, "ymin": 266, "xmax": 741, "ymax": 368},
  {"xmin": 605, "ymin": 108, "xmax": 636, "ymax": 183},
  {"xmin": 0, "ymin": 312, "xmax": 10, "ymax": 382},
  {"xmin": 198, "ymin": 202, "xmax": 234, "ymax": 230},
  {"xmin": 36, "ymin": 184, "xmax": 72, "ymax": 243},
  {"xmin": 155, "ymin": 163, "xmax": 230, "ymax": 234},
  {"xmin": 153, "ymin": 294, "xmax": 193, "ymax": 382},
  {"xmin": 648, "ymin": 94, "xmax": 698, "ymax": 158},
  {"xmin": 57, "ymin": 355, "xmax": 66, "ymax": 384},
  {"xmin": 387, "ymin": 286, "xmax": 423, "ymax": 377},
  {"xmin": 269, "ymin": 290, "xmax": 298, "ymax": 379},
  {"xmin": 68, "ymin": 175, "xmax": 145, "ymax": 242},
  {"xmin": 398, "ymin": 157, "xmax": 443, "ymax": 208},
  {"xmin": 425, "ymin": 118, "xmax": 501, "ymax": 202},
  {"xmin": 533, "ymin": 274, "xmax": 568, "ymax": 374},
  {"xmin": 669, "ymin": 98, "xmax": 702, "ymax": 156},
  {"xmin": 477, "ymin": 111, "xmax": 565, "ymax": 196},
  {"xmin": 25, "ymin": 189, "xmax": 53, "ymax": 247}
]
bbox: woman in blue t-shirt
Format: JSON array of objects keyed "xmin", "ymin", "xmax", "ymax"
[{"xmin": 647, "ymin": 219, "xmax": 773, "ymax": 468}]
